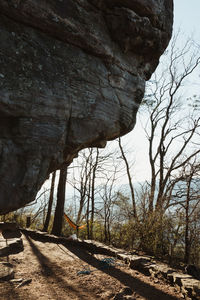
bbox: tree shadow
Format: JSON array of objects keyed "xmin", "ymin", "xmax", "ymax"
[
  {"xmin": 0, "ymin": 282, "xmax": 22, "ymax": 300},
  {"xmin": 24, "ymin": 234, "xmax": 96, "ymax": 299},
  {"xmin": 62, "ymin": 243, "xmax": 180, "ymax": 300},
  {"xmin": 23, "ymin": 233, "xmax": 180, "ymax": 300}
]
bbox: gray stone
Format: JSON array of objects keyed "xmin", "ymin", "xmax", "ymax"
[
  {"xmin": 129, "ymin": 256, "xmax": 152, "ymax": 275},
  {"xmin": 0, "ymin": 0, "xmax": 173, "ymax": 213},
  {"xmin": 193, "ymin": 283, "xmax": 200, "ymax": 300},
  {"xmin": 117, "ymin": 253, "xmax": 131, "ymax": 264},
  {"xmin": 173, "ymin": 274, "xmax": 193, "ymax": 286},
  {"xmin": 16, "ymin": 278, "xmax": 32, "ymax": 288},
  {"xmin": 0, "ymin": 262, "xmax": 14, "ymax": 281},
  {"xmin": 129, "ymin": 256, "xmax": 151, "ymax": 268},
  {"xmin": 2, "ymin": 229, "xmax": 22, "ymax": 239},
  {"xmin": 0, "ymin": 223, "xmax": 21, "ymax": 239},
  {"xmin": 153, "ymin": 264, "xmax": 175, "ymax": 280},
  {"xmin": 10, "ymin": 278, "xmax": 23, "ymax": 283},
  {"xmin": 181, "ymin": 278, "xmax": 200, "ymax": 299},
  {"xmin": 186, "ymin": 264, "xmax": 200, "ymax": 280},
  {"xmin": 0, "ymin": 238, "xmax": 24, "ymax": 257},
  {"xmin": 0, "ymin": 222, "xmax": 18, "ymax": 231}
]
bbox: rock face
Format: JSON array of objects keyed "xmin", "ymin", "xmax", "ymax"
[{"xmin": 0, "ymin": 0, "xmax": 173, "ymax": 213}]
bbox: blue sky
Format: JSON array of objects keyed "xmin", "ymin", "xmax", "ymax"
[{"xmin": 174, "ymin": 0, "xmax": 200, "ymax": 41}]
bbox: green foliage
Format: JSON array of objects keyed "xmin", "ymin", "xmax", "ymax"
[
  {"xmin": 0, "ymin": 211, "xmax": 27, "ymax": 228},
  {"xmin": 91, "ymin": 221, "xmax": 104, "ymax": 241},
  {"xmin": 111, "ymin": 221, "xmax": 136, "ymax": 249}
]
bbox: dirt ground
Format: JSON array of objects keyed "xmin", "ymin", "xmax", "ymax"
[{"xmin": 0, "ymin": 235, "xmax": 184, "ymax": 300}]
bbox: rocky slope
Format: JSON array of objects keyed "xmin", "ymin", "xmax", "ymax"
[{"xmin": 0, "ymin": 0, "xmax": 173, "ymax": 213}]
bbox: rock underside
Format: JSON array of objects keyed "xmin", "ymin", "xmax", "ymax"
[{"xmin": 0, "ymin": 0, "xmax": 173, "ymax": 213}]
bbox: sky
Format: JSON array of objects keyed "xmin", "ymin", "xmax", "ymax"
[
  {"xmin": 174, "ymin": 0, "xmax": 200, "ymax": 40},
  {"xmin": 119, "ymin": 0, "xmax": 200, "ymax": 183}
]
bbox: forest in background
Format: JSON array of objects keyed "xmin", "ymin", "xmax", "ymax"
[{"xmin": 1, "ymin": 34, "xmax": 200, "ymax": 269}]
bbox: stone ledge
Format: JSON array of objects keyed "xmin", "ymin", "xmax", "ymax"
[
  {"xmin": 0, "ymin": 238, "xmax": 24, "ymax": 257},
  {"xmin": 0, "ymin": 222, "xmax": 22, "ymax": 239},
  {"xmin": 0, "ymin": 222, "xmax": 18, "ymax": 231},
  {"xmin": 21, "ymin": 229, "xmax": 200, "ymax": 300}
]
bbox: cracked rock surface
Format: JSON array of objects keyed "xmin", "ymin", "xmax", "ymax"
[{"xmin": 0, "ymin": 0, "xmax": 173, "ymax": 213}]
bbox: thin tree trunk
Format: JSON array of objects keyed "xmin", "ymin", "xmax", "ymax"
[
  {"xmin": 43, "ymin": 171, "xmax": 56, "ymax": 232},
  {"xmin": 90, "ymin": 149, "xmax": 99, "ymax": 239},
  {"xmin": 184, "ymin": 177, "xmax": 192, "ymax": 264},
  {"xmin": 118, "ymin": 138, "xmax": 137, "ymax": 218},
  {"xmin": 86, "ymin": 178, "xmax": 91, "ymax": 239},
  {"xmin": 184, "ymin": 211, "xmax": 190, "ymax": 264},
  {"xmin": 104, "ymin": 220, "xmax": 107, "ymax": 243},
  {"xmin": 51, "ymin": 167, "xmax": 67, "ymax": 236},
  {"xmin": 104, "ymin": 204, "xmax": 108, "ymax": 243}
]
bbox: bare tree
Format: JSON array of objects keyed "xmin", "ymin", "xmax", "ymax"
[
  {"xmin": 76, "ymin": 149, "xmax": 93, "ymax": 225},
  {"xmin": 43, "ymin": 171, "xmax": 56, "ymax": 232},
  {"xmin": 143, "ymin": 35, "xmax": 200, "ymax": 213},
  {"xmin": 170, "ymin": 161, "xmax": 200, "ymax": 263},
  {"xmin": 68, "ymin": 148, "xmax": 98, "ymax": 238},
  {"xmin": 67, "ymin": 145, "xmax": 121, "ymax": 239},
  {"xmin": 118, "ymin": 137, "xmax": 137, "ymax": 218},
  {"xmin": 51, "ymin": 166, "xmax": 67, "ymax": 236},
  {"xmin": 89, "ymin": 148, "xmax": 99, "ymax": 239},
  {"xmin": 99, "ymin": 179, "xmax": 115, "ymax": 243}
]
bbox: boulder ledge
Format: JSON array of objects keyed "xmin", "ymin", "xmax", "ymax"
[{"xmin": 0, "ymin": 0, "xmax": 173, "ymax": 213}]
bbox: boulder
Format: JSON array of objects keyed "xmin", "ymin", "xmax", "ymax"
[
  {"xmin": 2, "ymin": 229, "xmax": 22, "ymax": 239},
  {"xmin": 129, "ymin": 256, "xmax": 152, "ymax": 275},
  {"xmin": 0, "ymin": 0, "xmax": 173, "ymax": 213},
  {"xmin": 186, "ymin": 264, "xmax": 200, "ymax": 280},
  {"xmin": 181, "ymin": 278, "xmax": 200, "ymax": 299},
  {"xmin": 0, "ymin": 238, "xmax": 24, "ymax": 257},
  {"xmin": 0, "ymin": 222, "xmax": 18, "ymax": 231},
  {"xmin": 0, "ymin": 222, "xmax": 22, "ymax": 239},
  {"xmin": 0, "ymin": 262, "xmax": 14, "ymax": 281}
]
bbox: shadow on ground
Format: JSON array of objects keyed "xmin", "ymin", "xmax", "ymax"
[
  {"xmin": 24, "ymin": 234, "xmax": 97, "ymax": 299},
  {"xmin": 24, "ymin": 234, "xmax": 180, "ymax": 300}
]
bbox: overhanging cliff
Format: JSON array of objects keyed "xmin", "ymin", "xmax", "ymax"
[{"xmin": 0, "ymin": 0, "xmax": 173, "ymax": 213}]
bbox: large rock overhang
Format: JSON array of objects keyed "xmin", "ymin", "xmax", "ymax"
[{"xmin": 0, "ymin": 0, "xmax": 173, "ymax": 213}]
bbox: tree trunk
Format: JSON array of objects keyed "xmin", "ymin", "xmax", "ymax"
[
  {"xmin": 184, "ymin": 214, "xmax": 190, "ymax": 264},
  {"xmin": 118, "ymin": 138, "xmax": 137, "ymax": 218},
  {"xmin": 184, "ymin": 177, "xmax": 191, "ymax": 264},
  {"xmin": 86, "ymin": 181, "xmax": 91, "ymax": 239},
  {"xmin": 104, "ymin": 220, "xmax": 107, "ymax": 243},
  {"xmin": 90, "ymin": 149, "xmax": 99, "ymax": 239},
  {"xmin": 51, "ymin": 167, "xmax": 67, "ymax": 236},
  {"xmin": 43, "ymin": 171, "xmax": 56, "ymax": 232}
]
